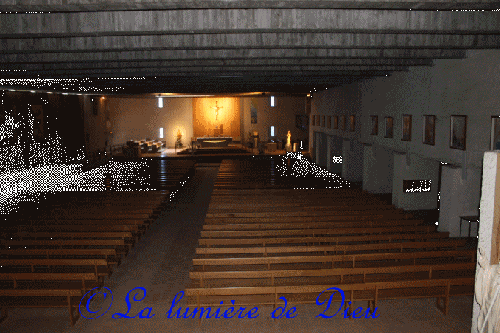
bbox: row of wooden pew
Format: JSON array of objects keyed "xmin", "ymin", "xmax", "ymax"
[
  {"xmin": 185, "ymin": 158, "xmax": 476, "ymax": 322},
  {"xmin": 0, "ymin": 159, "xmax": 196, "ymax": 327}
]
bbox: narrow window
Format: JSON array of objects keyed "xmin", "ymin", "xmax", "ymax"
[
  {"xmin": 270, "ymin": 126, "xmax": 275, "ymax": 137},
  {"xmin": 159, "ymin": 128, "xmax": 164, "ymax": 138},
  {"xmin": 158, "ymin": 97, "xmax": 163, "ymax": 108},
  {"xmin": 271, "ymin": 96, "xmax": 275, "ymax": 107}
]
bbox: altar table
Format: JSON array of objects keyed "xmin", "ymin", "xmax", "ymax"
[{"xmin": 197, "ymin": 137, "xmax": 232, "ymax": 148}]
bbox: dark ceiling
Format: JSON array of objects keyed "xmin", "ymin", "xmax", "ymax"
[{"xmin": 0, "ymin": 1, "xmax": 499, "ymax": 95}]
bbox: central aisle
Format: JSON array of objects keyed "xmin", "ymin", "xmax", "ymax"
[{"xmin": 63, "ymin": 165, "xmax": 221, "ymax": 333}]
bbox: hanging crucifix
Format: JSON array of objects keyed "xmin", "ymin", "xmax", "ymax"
[{"xmin": 213, "ymin": 101, "xmax": 223, "ymax": 121}]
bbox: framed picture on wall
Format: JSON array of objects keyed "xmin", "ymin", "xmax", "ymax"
[
  {"xmin": 340, "ymin": 115, "xmax": 345, "ymax": 131},
  {"xmin": 491, "ymin": 116, "xmax": 500, "ymax": 150},
  {"xmin": 321, "ymin": 115, "xmax": 325, "ymax": 127},
  {"xmin": 327, "ymin": 116, "xmax": 331, "ymax": 129},
  {"xmin": 349, "ymin": 115, "xmax": 355, "ymax": 132},
  {"xmin": 370, "ymin": 116, "xmax": 378, "ymax": 135},
  {"xmin": 401, "ymin": 114, "xmax": 412, "ymax": 141},
  {"xmin": 385, "ymin": 117, "xmax": 393, "ymax": 138},
  {"xmin": 423, "ymin": 115, "xmax": 436, "ymax": 145},
  {"xmin": 333, "ymin": 116, "xmax": 338, "ymax": 129},
  {"xmin": 450, "ymin": 115, "xmax": 467, "ymax": 150}
]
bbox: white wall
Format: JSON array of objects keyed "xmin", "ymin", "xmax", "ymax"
[
  {"xmin": 392, "ymin": 153, "xmax": 440, "ymax": 211},
  {"xmin": 241, "ymin": 96, "xmax": 307, "ymax": 145},
  {"xmin": 311, "ymin": 50, "xmax": 500, "ymax": 172},
  {"xmin": 342, "ymin": 139, "xmax": 364, "ymax": 182},
  {"xmin": 439, "ymin": 165, "xmax": 481, "ymax": 237},
  {"xmin": 362, "ymin": 145, "xmax": 394, "ymax": 194},
  {"xmin": 107, "ymin": 97, "xmax": 193, "ymax": 148}
]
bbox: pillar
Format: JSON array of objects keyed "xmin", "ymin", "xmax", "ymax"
[
  {"xmin": 362, "ymin": 144, "xmax": 394, "ymax": 194},
  {"xmin": 342, "ymin": 139, "xmax": 363, "ymax": 182},
  {"xmin": 472, "ymin": 151, "xmax": 500, "ymax": 333},
  {"xmin": 439, "ymin": 164, "xmax": 481, "ymax": 237}
]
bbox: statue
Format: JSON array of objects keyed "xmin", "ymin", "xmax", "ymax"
[
  {"xmin": 285, "ymin": 130, "xmax": 292, "ymax": 152},
  {"xmin": 176, "ymin": 129, "xmax": 183, "ymax": 148},
  {"xmin": 213, "ymin": 101, "xmax": 223, "ymax": 121}
]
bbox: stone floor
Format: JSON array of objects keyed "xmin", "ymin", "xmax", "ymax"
[{"xmin": 0, "ymin": 165, "xmax": 475, "ymax": 333}]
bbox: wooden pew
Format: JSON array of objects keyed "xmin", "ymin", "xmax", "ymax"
[
  {"xmin": 202, "ymin": 219, "xmax": 424, "ymax": 230},
  {"xmin": 189, "ymin": 262, "xmax": 477, "ymax": 288},
  {"xmin": 0, "ymin": 259, "xmax": 111, "ymax": 278},
  {"xmin": 192, "ymin": 249, "xmax": 476, "ymax": 270},
  {"xmin": 199, "ymin": 225, "xmax": 437, "ymax": 239},
  {"xmin": 184, "ymin": 277, "xmax": 475, "ymax": 316},
  {"xmin": 0, "ymin": 249, "xmax": 119, "ymax": 266},
  {"xmin": 1, "ymin": 239, "xmax": 131, "ymax": 256},
  {"xmin": 195, "ymin": 239, "xmax": 470, "ymax": 257},
  {"xmin": 198, "ymin": 232, "xmax": 452, "ymax": 247},
  {"xmin": 0, "ymin": 289, "xmax": 83, "ymax": 326}
]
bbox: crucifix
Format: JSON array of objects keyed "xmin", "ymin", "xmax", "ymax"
[{"xmin": 212, "ymin": 101, "xmax": 223, "ymax": 121}]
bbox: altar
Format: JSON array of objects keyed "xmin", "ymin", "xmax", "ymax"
[{"xmin": 197, "ymin": 137, "xmax": 233, "ymax": 148}]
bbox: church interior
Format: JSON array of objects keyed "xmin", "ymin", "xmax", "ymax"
[{"xmin": 0, "ymin": 1, "xmax": 500, "ymax": 332}]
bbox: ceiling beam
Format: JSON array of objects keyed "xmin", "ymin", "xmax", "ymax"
[
  {"xmin": 0, "ymin": 59, "xmax": 433, "ymax": 72},
  {"xmin": 0, "ymin": 49, "xmax": 467, "ymax": 63},
  {"xmin": 3, "ymin": 40, "xmax": 499, "ymax": 55},
  {"xmin": 0, "ymin": 69, "xmax": 396, "ymax": 79},
  {"xmin": 1, "ymin": 10, "xmax": 498, "ymax": 36},
  {"xmin": 1, "ymin": 0, "xmax": 499, "ymax": 12}
]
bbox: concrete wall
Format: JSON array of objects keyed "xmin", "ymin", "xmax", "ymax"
[
  {"xmin": 241, "ymin": 96, "xmax": 307, "ymax": 145},
  {"xmin": 342, "ymin": 139, "xmax": 364, "ymax": 182},
  {"xmin": 362, "ymin": 145, "xmax": 394, "ymax": 194},
  {"xmin": 438, "ymin": 165, "xmax": 481, "ymax": 237},
  {"xmin": 107, "ymin": 97, "xmax": 193, "ymax": 148},
  {"xmin": 310, "ymin": 50, "xmax": 500, "ymax": 234},
  {"xmin": 392, "ymin": 153, "xmax": 440, "ymax": 210}
]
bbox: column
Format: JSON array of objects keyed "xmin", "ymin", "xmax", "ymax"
[
  {"xmin": 472, "ymin": 151, "xmax": 500, "ymax": 333},
  {"xmin": 362, "ymin": 144, "xmax": 394, "ymax": 194},
  {"xmin": 342, "ymin": 139, "xmax": 363, "ymax": 182},
  {"xmin": 438, "ymin": 164, "xmax": 481, "ymax": 237}
]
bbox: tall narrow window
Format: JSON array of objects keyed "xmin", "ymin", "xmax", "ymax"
[
  {"xmin": 270, "ymin": 126, "xmax": 275, "ymax": 137},
  {"xmin": 158, "ymin": 97, "xmax": 163, "ymax": 108},
  {"xmin": 159, "ymin": 128, "xmax": 164, "ymax": 138},
  {"xmin": 271, "ymin": 96, "xmax": 275, "ymax": 107}
]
